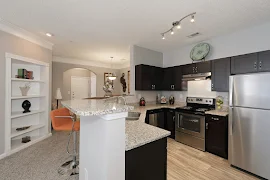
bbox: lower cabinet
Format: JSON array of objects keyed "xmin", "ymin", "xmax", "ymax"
[
  {"xmin": 125, "ymin": 138, "xmax": 167, "ymax": 180},
  {"xmin": 164, "ymin": 108, "xmax": 175, "ymax": 139},
  {"xmin": 205, "ymin": 114, "xmax": 228, "ymax": 159}
]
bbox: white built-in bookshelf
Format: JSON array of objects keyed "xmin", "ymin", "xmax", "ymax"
[{"xmin": 5, "ymin": 53, "xmax": 51, "ymax": 156}]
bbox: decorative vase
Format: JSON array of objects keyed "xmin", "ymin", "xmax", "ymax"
[
  {"xmin": 104, "ymin": 91, "xmax": 113, "ymax": 97},
  {"xmin": 20, "ymin": 87, "xmax": 30, "ymax": 96}
]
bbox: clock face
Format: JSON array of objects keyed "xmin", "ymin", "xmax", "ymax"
[{"xmin": 190, "ymin": 43, "xmax": 210, "ymax": 61}]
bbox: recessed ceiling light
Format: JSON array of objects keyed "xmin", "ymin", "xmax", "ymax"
[{"xmin": 46, "ymin": 33, "xmax": 53, "ymax": 37}]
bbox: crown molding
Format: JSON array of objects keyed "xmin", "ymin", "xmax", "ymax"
[
  {"xmin": 53, "ymin": 56, "xmax": 130, "ymax": 70},
  {"xmin": 0, "ymin": 18, "xmax": 54, "ymax": 50}
]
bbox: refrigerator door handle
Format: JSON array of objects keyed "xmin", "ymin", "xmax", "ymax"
[
  {"xmin": 229, "ymin": 76, "xmax": 234, "ymax": 107},
  {"xmin": 229, "ymin": 107, "xmax": 233, "ymax": 135}
]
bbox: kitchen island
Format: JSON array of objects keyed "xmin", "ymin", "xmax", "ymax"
[{"xmin": 62, "ymin": 98, "xmax": 171, "ymax": 180}]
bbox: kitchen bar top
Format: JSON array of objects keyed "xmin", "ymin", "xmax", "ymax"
[
  {"xmin": 205, "ymin": 110, "xmax": 229, "ymax": 117},
  {"xmin": 125, "ymin": 103, "xmax": 184, "ymax": 151},
  {"xmin": 61, "ymin": 98, "xmax": 134, "ymax": 116}
]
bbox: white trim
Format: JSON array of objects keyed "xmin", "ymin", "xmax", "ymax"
[
  {"xmin": 53, "ymin": 56, "xmax": 130, "ymax": 69},
  {"xmin": 0, "ymin": 153, "xmax": 7, "ymax": 160},
  {"xmin": 6, "ymin": 53, "xmax": 49, "ymax": 66},
  {"xmin": 5, "ymin": 57, "xmax": 11, "ymax": 153},
  {"xmin": 0, "ymin": 18, "xmax": 53, "ymax": 50}
]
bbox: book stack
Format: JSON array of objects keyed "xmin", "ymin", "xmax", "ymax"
[{"xmin": 17, "ymin": 69, "xmax": 33, "ymax": 79}]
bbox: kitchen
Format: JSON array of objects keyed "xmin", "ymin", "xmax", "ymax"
[{"xmin": 129, "ymin": 32, "xmax": 270, "ymax": 179}]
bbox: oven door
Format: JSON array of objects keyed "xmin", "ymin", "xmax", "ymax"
[{"xmin": 176, "ymin": 112, "xmax": 205, "ymax": 139}]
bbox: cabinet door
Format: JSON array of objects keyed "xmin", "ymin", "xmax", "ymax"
[
  {"xmin": 196, "ymin": 61, "xmax": 211, "ymax": 73},
  {"xmin": 157, "ymin": 110, "xmax": 165, "ymax": 129},
  {"xmin": 153, "ymin": 67, "xmax": 164, "ymax": 90},
  {"xmin": 181, "ymin": 63, "xmax": 195, "ymax": 75},
  {"xmin": 135, "ymin": 65, "xmax": 152, "ymax": 90},
  {"xmin": 258, "ymin": 50, "xmax": 270, "ymax": 72},
  {"xmin": 163, "ymin": 67, "xmax": 175, "ymax": 90},
  {"xmin": 205, "ymin": 115, "xmax": 228, "ymax": 159},
  {"xmin": 174, "ymin": 66, "xmax": 182, "ymax": 90},
  {"xmin": 165, "ymin": 109, "xmax": 175, "ymax": 139},
  {"xmin": 211, "ymin": 58, "xmax": 231, "ymax": 92},
  {"xmin": 231, "ymin": 53, "xmax": 258, "ymax": 74}
]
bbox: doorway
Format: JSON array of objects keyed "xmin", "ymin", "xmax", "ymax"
[
  {"xmin": 71, "ymin": 76, "xmax": 91, "ymax": 100},
  {"xmin": 62, "ymin": 68, "xmax": 97, "ymax": 100}
]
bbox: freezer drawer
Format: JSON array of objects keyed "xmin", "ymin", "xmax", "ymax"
[{"xmin": 229, "ymin": 107, "xmax": 270, "ymax": 179}]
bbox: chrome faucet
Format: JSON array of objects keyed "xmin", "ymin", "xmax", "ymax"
[{"xmin": 117, "ymin": 96, "xmax": 127, "ymax": 105}]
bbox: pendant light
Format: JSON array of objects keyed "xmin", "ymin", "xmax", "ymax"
[{"xmin": 108, "ymin": 57, "xmax": 117, "ymax": 81}]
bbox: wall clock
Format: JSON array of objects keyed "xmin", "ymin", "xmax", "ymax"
[{"xmin": 190, "ymin": 43, "xmax": 210, "ymax": 61}]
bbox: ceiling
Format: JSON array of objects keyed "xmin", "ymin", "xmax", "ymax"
[{"xmin": 1, "ymin": 0, "xmax": 270, "ymax": 64}]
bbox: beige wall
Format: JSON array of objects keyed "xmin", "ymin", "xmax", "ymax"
[
  {"xmin": 62, "ymin": 68, "xmax": 93, "ymax": 100},
  {"xmin": 0, "ymin": 30, "xmax": 53, "ymax": 155},
  {"xmin": 52, "ymin": 62, "xmax": 122, "ymax": 101}
]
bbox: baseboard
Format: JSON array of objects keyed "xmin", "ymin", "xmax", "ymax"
[{"xmin": 0, "ymin": 153, "xmax": 7, "ymax": 160}]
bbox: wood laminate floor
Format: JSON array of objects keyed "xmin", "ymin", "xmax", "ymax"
[{"xmin": 167, "ymin": 138, "xmax": 259, "ymax": 180}]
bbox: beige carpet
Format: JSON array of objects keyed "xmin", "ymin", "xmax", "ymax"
[{"xmin": 0, "ymin": 131, "xmax": 78, "ymax": 180}]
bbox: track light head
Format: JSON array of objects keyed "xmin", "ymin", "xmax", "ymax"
[
  {"xmin": 191, "ymin": 15, "xmax": 195, "ymax": 23},
  {"xmin": 162, "ymin": 34, "xmax": 165, "ymax": 40},
  {"xmin": 170, "ymin": 29, "xmax": 174, "ymax": 35}
]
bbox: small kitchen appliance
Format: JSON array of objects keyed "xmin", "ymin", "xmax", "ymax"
[
  {"xmin": 139, "ymin": 97, "xmax": 145, "ymax": 106},
  {"xmin": 160, "ymin": 96, "xmax": 167, "ymax": 104},
  {"xmin": 175, "ymin": 97, "xmax": 215, "ymax": 151}
]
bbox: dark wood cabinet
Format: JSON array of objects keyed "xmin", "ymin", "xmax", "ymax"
[
  {"xmin": 231, "ymin": 53, "xmax": 258, "ymax": 74},
  {"xmin": 211, "ymin": 58, "xmax": 231, "ymax": 92},
  {"xmin": 196, "ymin": 61, "xmax": 211, "ymax": 73},
  {"xmin": 126, "ymin": 138, "xmax": 167, "ymax": 180},
  {"xmin": 164, "ymin": 109, "xmax": 175, "ymax": 139},
  {"xmin": 181, "ymin": 63, "xmax": 195, "ymax": 75},
  {"xmin": 205, "ymin": 114, "xmax": 228, "ymax": 159},
  {"xmin": 135, "ymin": 64, "xmax": 163, "ymax": 90},
  {"xmin": 258, "ymin": 50, "xmax": 270, "ymax": 72},
  {"xmin": 181, "ymin": 61, "xmax": 211, "ymax": 75},
  {"xmin": 162, "ymin": 66, "xmax": 182, "ymax": 91},
  {"xmin": 163, "ymin": 67, "xmax": 175, "ymax": 90},
  {"xmin": 174, "ymin": 66, "xmax": 183, "ymax": 90}
]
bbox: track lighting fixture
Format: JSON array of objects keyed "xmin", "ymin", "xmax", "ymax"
[
  {"xmin": 191, "ymin": 15, "xmax": 195, "ymax": 23},
  {"xmin": 160, "ymin": 12, "xmax": 196, "ymax": 39}
]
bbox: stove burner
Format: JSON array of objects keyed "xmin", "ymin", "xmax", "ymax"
[
  {"xmin": 196, "ymin": 108, "xmax": 209, "ymax": 112},
  {"xmin": 180, "ymin": 106, "xmax": 193, "ymax": 110}
]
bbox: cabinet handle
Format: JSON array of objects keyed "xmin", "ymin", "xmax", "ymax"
[
  {"xmin": 206, "ymin": 123, "xmax": 208, "ymax": 130},
  {"xmin": 171, "ymin": 85, "xmax": 174, "ymax": 90},
  {"xmin": 254, "ymin": 61, "xmax": 257, "ymax": 69},
  {"xmin": 173, "ymin": 116, "xmax": 175, "ymax": 122},
  {"xmin": 212, "ymin": 117, "xmax": 219, "ymax": 121},
  {"xmin": 211, "ymin": 83, "xmax": 214, "ymax": 89},
  {"xmin": 259, "ymin": 61, "xmax": 262, "ymax": 69}
]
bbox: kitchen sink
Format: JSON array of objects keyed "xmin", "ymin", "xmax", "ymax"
[{"xmin": 126, "ymin": 112, "xmax": 141, "ymax": 121}]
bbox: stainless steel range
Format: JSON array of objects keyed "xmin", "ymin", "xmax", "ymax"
[{"xmin": 175, "ymin": 97, "xmax": 215, "ymax": 151}]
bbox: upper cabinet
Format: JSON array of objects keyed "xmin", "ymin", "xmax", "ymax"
[
  {"xmin": 135, "ymin": 64, "xmax": 163, "ymax": 91},
  {"xmin": 231, "ymin": 51, "xmax": 270, "ymax": 74},
  {"xmin": 211, "ymin": 58, "xmax": 231, "ymax": 92},
  {"xmin": 258, "ymin": 50, "xmax": 270, "ymax": 72},
  {"xmin": 196, "ymin": 61, "xmax": 211, "ymax": 73},
  {"xmin": 163, "ymin": 66, "xmax": 182, "ymax": 91},
  {"xmin": 182, "ymin": 61, "xmax": 211, "ymax": 75},
  {"xmin": 231, "ymin": 53, "xmax": 258, "ymax": 74}
]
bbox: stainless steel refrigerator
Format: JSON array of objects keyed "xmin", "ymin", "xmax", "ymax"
[{"xmin": 229, "ymin": 73, "xmax": 270, "ymax": 179}]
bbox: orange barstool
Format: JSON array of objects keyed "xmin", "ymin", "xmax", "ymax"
[{"xmin": 50, "ymin": 108, "xmax": 80, "ymax": 176}]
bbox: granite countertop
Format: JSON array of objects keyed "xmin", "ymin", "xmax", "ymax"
[
  {"xmin": 61, "ymin": 98, "xmax": 134, "ymax": 116},
  {"xmin": 125, "ymin": 103, "xmax": 185, "ymax": 151},
  {"xmin": 205, "ymin": 110, "xmax": 229, "ymax": 117}
]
